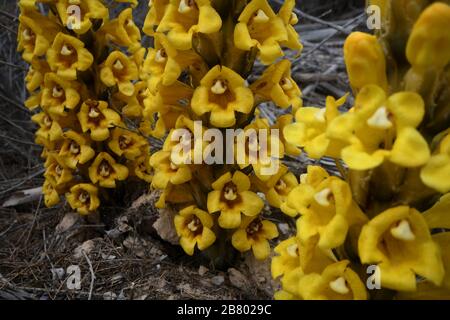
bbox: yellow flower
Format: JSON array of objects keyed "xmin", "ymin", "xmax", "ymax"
[
  {"xmin": 297, "ymin": 261, "xmax": 367, "ymax": 300},
  {"xmin": 77, "ymin": 100, "xmax": 121, "ymax": 142},
  {"xmin": 58, "ymin": 130, "xmax": 95, "ymax": 169},
  {"xmin": 142, "ymin": 33, "xmax": 200, "ymax": 92},
  {"xmin": 55, "ymin": 0, "xmax": 108, "ymax": 35},
  {"xmin": 252, "ymin": 164, "xmax": 298, "ymax": 215},
  {"xmin": 250, "ymin": 59, "xmax": 302, "ymax": 111},
  {"xmin": 157, "ymin": 0, "xmax": 222, "ymax": 50},
  {"xmin": 24, "ymin": 90, "xmax": 42, "ymax": 111},
  {"xmin": 327, "ymin": 85, "xmax": 430, "ymax": 170},
  {"xmin": 131, "ymin": 154, "xmax": 153, "ymax": 183},
  {"xmin": 174, "ymin": 205, "xmax": 216, "ymax": 255},
  {"xmin": 108, "ymin": 127, "xmax": 148, "ymax": 160},
  {"xmin": 66, "ymin": 184, "xmax": 100, "ymax": 215},
  {"xmin": 406, "ymin": 2, "xmax": 450, "ymax": 69},
  {"xmin": 287, "ymin": 175, "xmax": 367, "ymax": 250},
  {"xmin": 88, "ymin": 152, "xmax": 129, "ymax": 188},
  {"xmin": 231, "ymin": 216, "xmax": 278, "ymax": 260},
  {"xmin": 43, "ymin": 178, "xmax": 60, "ymax": 208},
  {"xmin": 142, "ymin": 81, "xmax": 192, "ymax": 138},
  {"xmin": 191, "ymin": 65, "xmax": 254, "ymax": 128},
  {"xmin": 271, "ymin": 114, "xmax": 301, "ymax": 156},
  {"xmin": 271, "ymin": 237, "xmax": 301, "ymax": 279},
  {"xmin": 47, "ymin": 32, "xmax": 94, "ymax": 80},
  {"xmin": 17, "ymin": 12, "xmax": 59, "ymax": 63},
  {"xmin": 100, "ymin": 51, "xmax": 139, "ymax": 96},
  {"xmin": 277, "ymin": 0, "xmax": 302, "ymax": 52},
  {"xmin": 114, "ymin": 81, "xmax": 149, "ymax": 118},
  {"xmin": 44, "ymin": 154, "xmax": 73, "ymax": 187},
  {"xmin": 343, "ymin": 32, "xmax": 388, "ymax": 94},
  {"xmin": 234, "ymin": 0, "xmax": 288, "ymax": 64},
  {"xmin": 149, "ymin": 150, "xmax": 192, "ymax": 189},
  {"xmin": 41, "ymin": 73, "xmax": 81, "ymax": 116},
  {"xmin": 207, "ymin": 171, "xmax": 264, "ymax": 229},
  {"xmin": 101, "ymin": 8, "xmax": 141, "ymax": 52},
  {"xmin": 423, "ymin": 193, "xmax": 450, "ymax": 230},
  {"xmin": 421, "ymin": 133, "xmax": 450, "ymax": 193},
  {"xmin": 25, "ymin": 59, "xmax": 50, "ymax": 92},
  {"xmin": 143, "ymin": 0, "xmax": 170, "ymax": 36},
  {"xmin": 358, "ymin": 206, "xmax": 445, "ymax": 291},
  {"xmin": 155, "ymin": 182, "xmax": 194, "ymax": 208},
  {"xmin": 32, "ymin": 111, "xmax": 63, "ymax": 143},
  {"xmin": 236, "ymin": 118, "xmax": 284, "ymax": 181},
  {"xmin": 284, "ymin": 94, "xmax": 348, "ymax": 159}
]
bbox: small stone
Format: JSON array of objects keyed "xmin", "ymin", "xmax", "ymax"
[
  {"xmin": 228, "ymin": 268, "xmax": 249, "ymax": 290},
  {"xmin": 103, "ymin": 292, "xmax": 117, "ymax": 300},
  {"xmin": 198, "ymin": 265, "xmax": 209, "ymax": 276},
  {"xmin": 211, "ymin": 275, "xmax": 225, "ymax": 286}
]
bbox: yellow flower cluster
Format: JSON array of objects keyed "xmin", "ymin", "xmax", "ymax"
[
  {"xmin": 19, "ymin": 0, "xmax": 153, "ymax": 214},
  {"xmin": 272, "ymin": 1, "xmax": 450, "ymax": 300}
]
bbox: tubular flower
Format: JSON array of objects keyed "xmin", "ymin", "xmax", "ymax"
[
  {"xmin": 43, "ymin": 179, "xmax": 60, "ymax": 207},
  {"xmin": 423, "ymin": 193, "xmax": 450, "ymax": 230},
  {"xmin": 25, "ymin": 60, "xmax": 50, "ymax": 92},
  {"xmin": 271, "ymin": 237, "xmax": 301, "ymax": 280},
  {"xmin": 149, "ymin": 150, "xmax": 192, "ymax": 189},
  {"xmin": 406, "ymin": 2, "xmax": 450, "ymax": 69},
  {"xmin": 252, "ymin": 165, "xmax": 298, "ymax": 215},
  {"xmin": 47, "ymin": 33, "xmax": 94, "ymax": 80},
  {"xmin": 284, "ymin": 94, "xmax": 348, "ymax": 159},
  {"xmin": 344, "ymin": 32, "xmax": 388, "ymax": 94},
  {"xmin": 421, "ymin": 133, "xmax": 450, "ymax": 194},
  {"xmin": 32, "ymin": 111, "xmax": 63, "ymax": 142},
  {"xmin": 358, "ymin": 206, "xmax": 445, "ymax": 291},
  {"xmin": 271, "ymin": 114, "xmax": 301, "ymax": 156},
  {"xmin": 115, "ymin": 81, "xmax": 149, "ymax": 118},
  {"xmin": 101, "ymin": 8, "xmax": 141, "ymax": 52},
  {"xmin": 77, "ymin": 100, "xmax": 121, "ymax": 142},
  {"xmin": 142, "ymin": 81, "xmax": 192, "ymax": 138},
  {"xmin": 100, "ymin": 51, "xmax": 139, "ymax": 96},
  {"xmin": 143, "ymin": 0, "xmax": 170, "ymax": 36},
  {"xmin": 287, "ymin": 175, "xmax": 368, "ymax": 250},
  {"xmin": 142, "ymin": 33, "xmax": 200, "ymax": 92},
  {"xmin": 131, "ymin": 154, "xmax": 153, "ymax": 183},
  {"xmin": 88, "ymin": 152, "xmax": 129, "ymax": 188},
  {"xmin": 155, "ymin": 182, "xmax": 194, "ymax": 208},
  {"xmin": 55, "ymin": 0, "xmax": 109, "ymax": 35},
  {"xmin": 250, "ymin": 59, "xmax": 302, "ymax": 111},
  {"xmin": 108, "ymin": 127, "xmax": 148, "ymax": 160},
  {"xmin": 234, "ymin": 0, "xmax": 288, "ymax": 65},
  {"xmin": 157, "ymin": 0, "xmax": 222, "ymax": 51},
  {"xmin": 191, "ymin": 65, "xmax": 254, "ymax": 128},
  {"xmin": 44, "ymin": 154, "xmax": 73, "ymax": 187},
  {"xmin": 236, "ymin": 118, "xmax": 285, "ymax": 181},
  {"xmin": 277, "ymin": 0, "xmax": 303, "ymax": 52},
  {"xmin": 174, "ymin": 205, "xmax": 216, "ymax": 255},
  {"xmin": 66, "ymin": 183, "xmax": 100, "ymax": 215},
  {"xmin": 58, "ymin": 130, "xmax": 95, "ymax": 169},
  {"xmin": 297, "ymin": 261, "xmax": 367, "ymax": 300},
  {"xmin": 17, "ymin": 13, "xmax": 59, "ymax": 63},
  {"xmin": 327, "ymin": 85, "xmax": 430, "ymax": 170},
  {"xmin": 231, "ymin": 216, "xmax": 279, "ymax": 260},
  {"xmin": 207, "ymin": 171, "xmax": 264, "ymax": 229},
  {"xmin": 41, "ymin": 73, "xmax": 81, "ymax": 116}
]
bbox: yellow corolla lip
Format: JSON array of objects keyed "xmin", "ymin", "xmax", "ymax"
[
  {"xmin": 277, "ymin": 0, "xmax": 303, "ymax": 52},
  {"xmin": 421, "ymin": 134, "xmax": 450, "ymax": 194},
  {"xmin": 108, "ymin": 127, "xmax": 148, "ymax": 160},
  {"xmin": 47, "ymin": 33, "xmax": 94, "ymax": 81},
  {"xmin": 43, "ymin": 179, "xmax": 60, "ymax": 208},
  {"xmin": 100, "ymin": 51, "xmax": 139, "ymax": 96},
  {"xmin": 58, "ymin": 130, "xmax": 95, "ymax": 169},
  {"xmin": 101, "ymin": 8, "xmax": 142, "ymax": 52},
  {"xmin": 44, "ymin": 154, "xmax": 73, "ymax": 187},
  {"xmin": 32, "ymin": 111, "xmax": 63, "ymax": 142},
  {"xmin": 174, "ymin": 205, "xmax": 216, "ymax": 256},
  {"xmin": 143, "ymin": 0, "xmax": 169, "ymax": 36},
  {"xmin": 150, "ymin": 150, "xmax": 192, "ymax": 189},
  {"xmin": 358, "ymin": 206, "xmax": 445, "ymax": 291},
  {"xmin": 88, "ymin": 152, "xmax": 129, "ymax": 188},
  {"xmin": 191, "ymin": 65, "xmax": 254, "ymax": 128},
  {"xmin": 156, "ymin": 0, "xmax": 222, "ymax": 50},
  {"xmin": 231, "ymin": 215, "xmax": 279, "ymax": 260},
  {"xmin": 406, "ymin": 2, "xmax": 450, "ymax": 69},
  {"xmin": 207, "ymin": 171, "xmax": 264, "ymax": 229},
  {"xmin": 77, "ymin": 100, "xmax": 122, "ymax": 142},
  {"xmin": 41, "ymin": 73, "xmax": 80, "ymax": 116},
  {"xmin": 327, "ymin": 85, "xmax": 430, "ymax": 170},
  {"xmin": 66, "ymin": 183, "xmax": 100, "ymax": 215},
  {"xmin": 234, "ymin": 0, "xmax": 288, "ymax": 64}
]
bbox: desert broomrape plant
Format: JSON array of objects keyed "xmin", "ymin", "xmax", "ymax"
[{"xmin": 17, "ymin": 0, "xmax": 450, "ymax": 300}]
